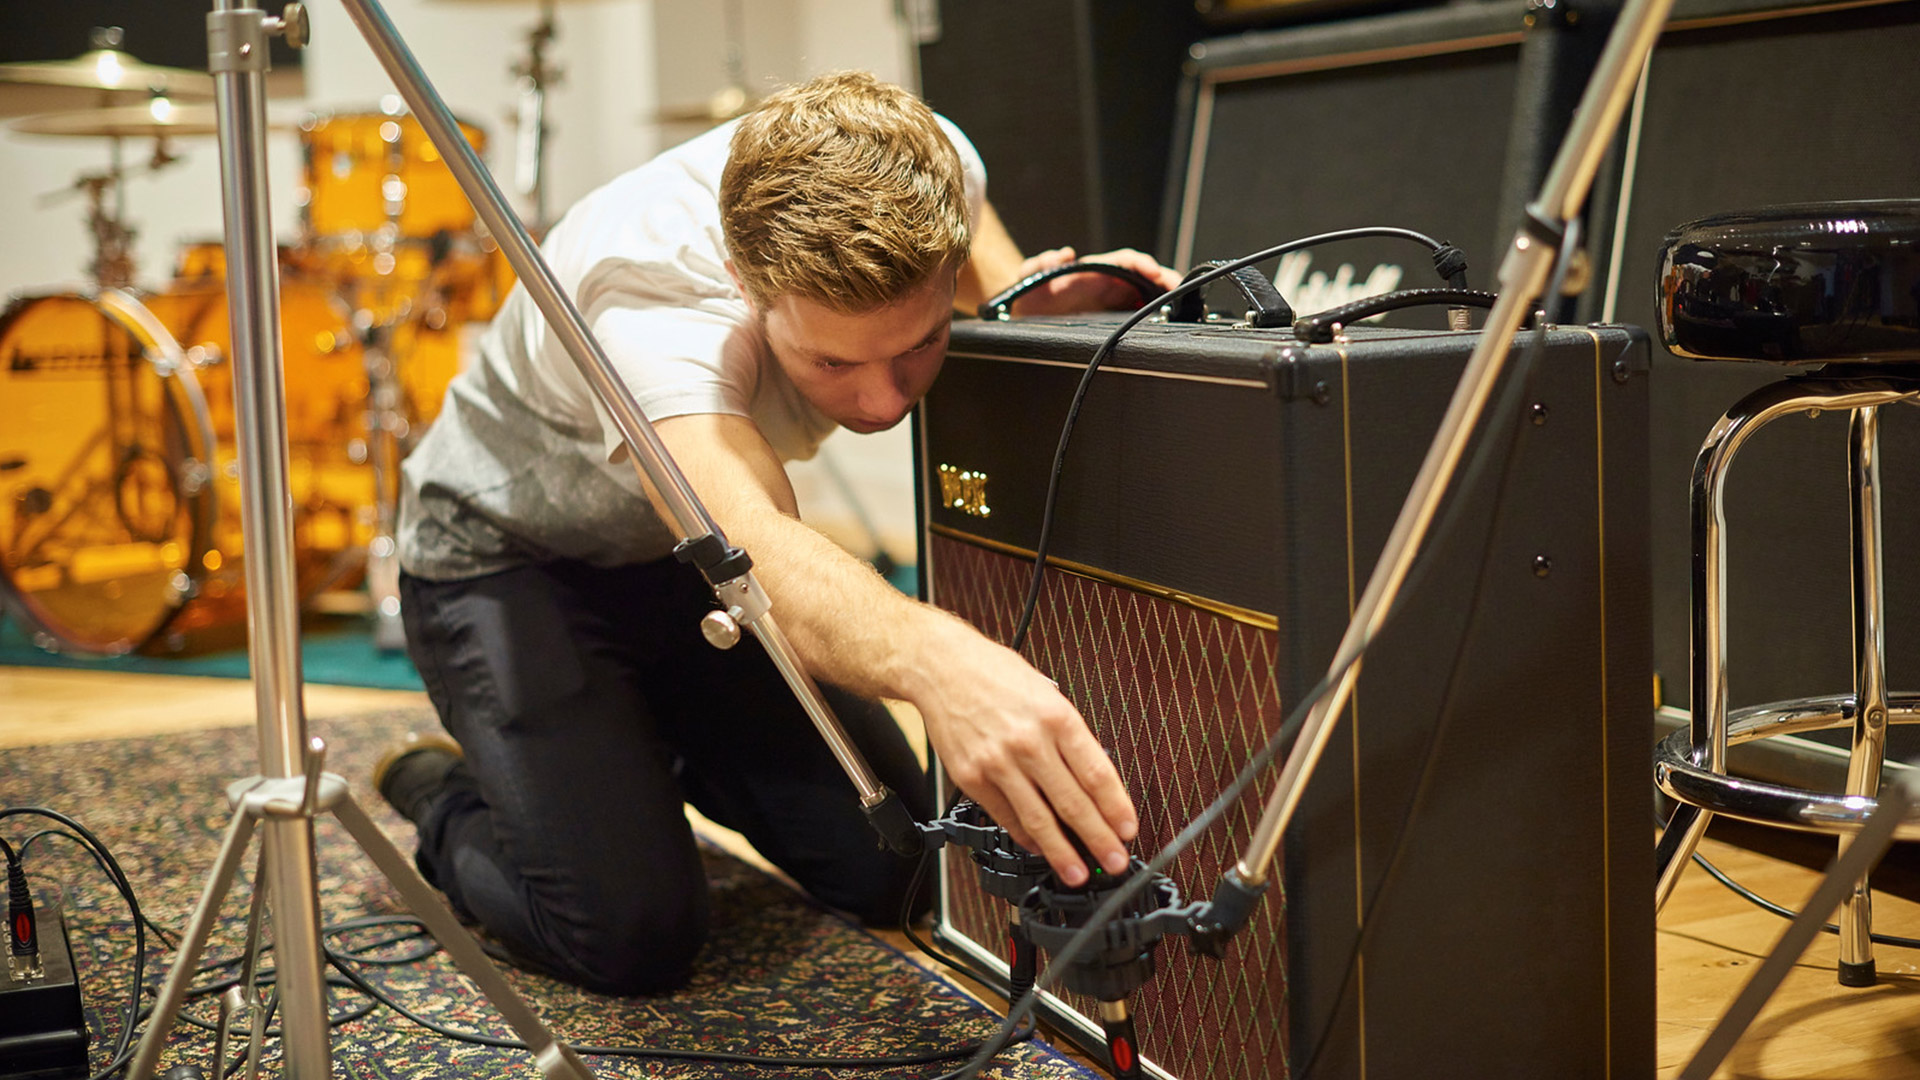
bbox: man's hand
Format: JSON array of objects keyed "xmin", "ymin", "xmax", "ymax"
[
  {"xmin": 1006, "ymin": 246, "xmax": 1183, "ymax": 317},
  {"xmin": 904, "ymin": 617, "xmax": 1139, "ymax": 886},
  {"xmin": 652, "ymin": 412, "xmax": 1138, "ymax": 887}
]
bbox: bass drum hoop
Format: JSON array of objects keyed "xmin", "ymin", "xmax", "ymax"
[{"xmin": 0, "ymin": 288, "xmax": 220, "ymax": 655}]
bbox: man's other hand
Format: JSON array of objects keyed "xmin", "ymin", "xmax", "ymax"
[
  {"xmin": 906, "ymin": 619, "xmax": 1140, "ymax": 886},
  {"xmin": 1006, "ymin": 246, "xmax": 1183, "ymax": 317}
]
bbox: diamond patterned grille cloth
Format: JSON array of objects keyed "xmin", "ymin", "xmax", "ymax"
[{"xmin": 931, "ymin": 535, "xmax": 1290, "ymax": 1079}]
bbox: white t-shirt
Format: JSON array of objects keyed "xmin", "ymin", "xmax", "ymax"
[{"xmin": 398, "ymin": 115, "xmax": 988, "ymax": 580}]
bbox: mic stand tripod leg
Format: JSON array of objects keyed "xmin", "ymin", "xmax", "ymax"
[
  {"xmin": 133, "ymin": 767, "xmax": 596, "ymax": 1080},
  {"xmin": 129, "ymin": 812, "xmax": 258, "ymax": 1079},
  {"xmin": 332, "ymin": 793, "xmax": 595, "ymax": 1078}
]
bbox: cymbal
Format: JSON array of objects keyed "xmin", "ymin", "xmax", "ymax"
[
  {"xmin": 0, "ymin": 49, "xmax": 215, "ymax": 119},
  {"xmin": 10, "ymin": 103, "xmax": 299, "ymax": 139}
]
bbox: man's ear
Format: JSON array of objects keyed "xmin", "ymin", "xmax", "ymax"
[{"xmin": 724, "ymin": 259, "xmax": 756, "ymax": 316}]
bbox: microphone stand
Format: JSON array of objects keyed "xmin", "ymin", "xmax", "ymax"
[
  {"xmin": 130, "ymin": 1, "xmax": 922, "ymax": 1076},
  {"xmin": 951, "ymin": 0, "xmax": 1695, "ymax": 1070},
  {"xmin": 1224, "ymin": 0, "xmax": 1678, "ymax": 901},
  {"xmin": 330, "ymin": 0, "xmax": 924, "ymax": 852}
]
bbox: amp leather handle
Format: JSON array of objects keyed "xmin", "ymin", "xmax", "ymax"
[
  {"xmin": 1292, "ymin": 287, "xmax": 1505, "ymax": 343},
  {"xmin": 1166, "ymin": 260, "xmax": 1294, "ymax": 328},
  {"xmin": 977, "ymin": 262, "xmax": 1164, "ymax": 320}
]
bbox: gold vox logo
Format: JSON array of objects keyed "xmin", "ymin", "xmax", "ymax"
[{"xmin": 937, "ymin": 464, "xmax": 991, "ymax": 518}]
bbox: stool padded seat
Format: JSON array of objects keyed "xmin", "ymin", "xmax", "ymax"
[{"xmin": 1658, "ymin": 200, "xmax": 1920, "ymax": 365}]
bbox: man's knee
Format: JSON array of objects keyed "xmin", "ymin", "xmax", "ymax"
[{"xmin": 548, "ymin": 899, "xmax": 710, "ymax": 996}]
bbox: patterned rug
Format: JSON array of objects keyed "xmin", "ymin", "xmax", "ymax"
[{"xmin": 2, "ymin": 708, "xmax": 1092, "ymax": 1079}]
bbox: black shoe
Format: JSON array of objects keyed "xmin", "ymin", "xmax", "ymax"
[{"xmin": 372, "ymin": 733, "xmax": 464, "ymax": 825}]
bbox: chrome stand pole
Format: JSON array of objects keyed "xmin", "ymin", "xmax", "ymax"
[
  {"xmin": 1228, "ymin": 0, "xmax": 1681, "ymax": 887},
  {"xmin": 129, "ymin": 6, "xmax": 597, "ymax": 1076},
  {"xmin": 334, "ymin": 0, "xmax": 899, "ymax": 818}
]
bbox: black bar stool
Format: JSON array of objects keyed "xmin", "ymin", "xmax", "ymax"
[{"xmin": 1652, "ymin": 200, "xmax": 1920, "ymax": 986}]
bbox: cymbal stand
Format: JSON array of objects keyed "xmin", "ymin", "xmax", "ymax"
[
  {"xmin": 81, "ymin": 169, "xmax": 137, "ymax": 289},
  {"xmin": 359, "ymin": 319, "xmax": 408, "ymax": 651},
  {"xmin": 127, "ymin": 4, "xmax": 595, "ymax": 1077},
  {"xmin": 138, "ymin": 0, "xmax": 927, "ymax": 1072},
  {"xmin": 511, "ymin": 0, "xmax": 560, "ymax": 229}
]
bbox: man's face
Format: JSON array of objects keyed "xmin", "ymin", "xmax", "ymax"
[{"xmin": 755, "ymin": 274, "xmax": 955, "ymax": 434}]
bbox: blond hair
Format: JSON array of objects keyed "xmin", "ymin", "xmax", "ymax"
[{"xmin": 720, "ymin": 71, "xmax": 970, "ymax": 314}]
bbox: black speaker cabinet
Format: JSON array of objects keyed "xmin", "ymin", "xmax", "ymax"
[
  {"xmin": 917, "ymin": 315, "xmax": 1654, "ymax": 1078},
  {"xmin": 916, "ymin": 0, "xmax": 1202, "ymax": 255},
  {"xmin": 1161, "ymin": 0, "xmax": 1616, "ymax": 330},
  {"xmin": 1590, "ymin": 0, "xmax": 1920, "ymax": 739}
]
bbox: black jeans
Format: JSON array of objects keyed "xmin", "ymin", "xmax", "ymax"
[{"xmin": 398, "ymin": 557, "xmax": 932, "ymax": 995}]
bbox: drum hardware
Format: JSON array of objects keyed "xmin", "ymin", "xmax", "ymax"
[
  {"xmin": 16, "ymin": 121, "xmax": 186, "ymax": 290},
  {"xmin": 2, "ymin": 45, "xmax": 500, "ymax": 655},
  {"xmin": 513, "ymin": 1, "xmax": 561, "ymax": 229},
  {"xmin": 426, "ymin": 0, "xmax": 608, "ymax": 229},
  {"xmin": 0, "ymin": 289, "xmax": 219, "ymax": 657}
]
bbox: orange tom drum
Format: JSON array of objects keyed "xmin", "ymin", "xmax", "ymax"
[{"xmin": 298, "ymin": 109, "xmax": 488, "ymax": 246}]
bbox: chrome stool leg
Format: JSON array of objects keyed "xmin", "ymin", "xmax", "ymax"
[
  {"xmin": 1656, "ymin": 387, "xmax": 1761, "ymax": 911},
  {"xmin": 1653, "ymin": 379, "xmax": 1916, "ymax": 915},
  {"xmin": 1838, "ymin": 405, "xmax": 1889, "ymax": 986}
]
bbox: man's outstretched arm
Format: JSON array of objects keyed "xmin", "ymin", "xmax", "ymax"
[
  {"xmin": 652, "ymin": 411, "xmax": 1138, "ymax": 886},
  {"xmin": 957, "ymin": 201, "xmax": 1183, "ymax": 315}
]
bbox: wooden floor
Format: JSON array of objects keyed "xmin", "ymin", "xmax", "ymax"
[{"xmin": 7, "ymin": 666, "xmax": 1920, "ymax": 1077}]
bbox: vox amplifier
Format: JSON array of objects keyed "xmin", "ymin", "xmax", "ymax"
[{"xmin": 916, "ymin": 314, "xmax": 1654, "ymax": 1078}]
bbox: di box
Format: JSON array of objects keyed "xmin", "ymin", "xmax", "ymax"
[{"xmin": 916, "ymin": 314, "xmax": 1654, "ymax": 1080}]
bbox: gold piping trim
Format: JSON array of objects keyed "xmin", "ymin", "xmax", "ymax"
[
  {"xmin": 1588, "ymin": 327, "xmax": 1613, "ymax": 1077},
  {"xmin": 1339, "ymin": 347, "xmax": 1367, "ymax": 1077},
  {"xmin": 945, "ymin": 349, "xmax": 1270, "ymax": 390},
  {"xmin": 1669, "ymin": 0, "xmax": 1909, "ymax": 31},
  {"xmin": 1201, "ymin": 31, "xmax": 1523, "ymax": 85},
  {"xmin": 928, "ymin": 523, "xmax": 1279, "ymax": 631}
]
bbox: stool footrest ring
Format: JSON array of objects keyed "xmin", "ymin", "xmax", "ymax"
[{"xmin": 1657, "ymin": 691, "xmax": 1920, "ymax": 838}]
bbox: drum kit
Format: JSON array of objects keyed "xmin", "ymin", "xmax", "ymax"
[{"xmin": 0, "ymin": 27, "xmax": 518, "ymax": 656}]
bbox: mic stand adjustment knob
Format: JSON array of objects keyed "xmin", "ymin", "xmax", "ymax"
[{"xmin": 699, "ymin": 609, "xmax": 742, "ymax": 649}]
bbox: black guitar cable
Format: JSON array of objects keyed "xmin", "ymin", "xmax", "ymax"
[
  {"xmin": 1009, "ymin": 225, "xmax": 1468, "ymax": 654},
  {"xmin": 6, "ymin": 805, "xmax": 1044, "ymax": 1079},
  {"xmin": 1655, "ymin": 807, "xmax": 1920, "ymax": 952},
  {"xmin": 954, "ymin": 224, "xmax": 1581, "ymax": 1079}
]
